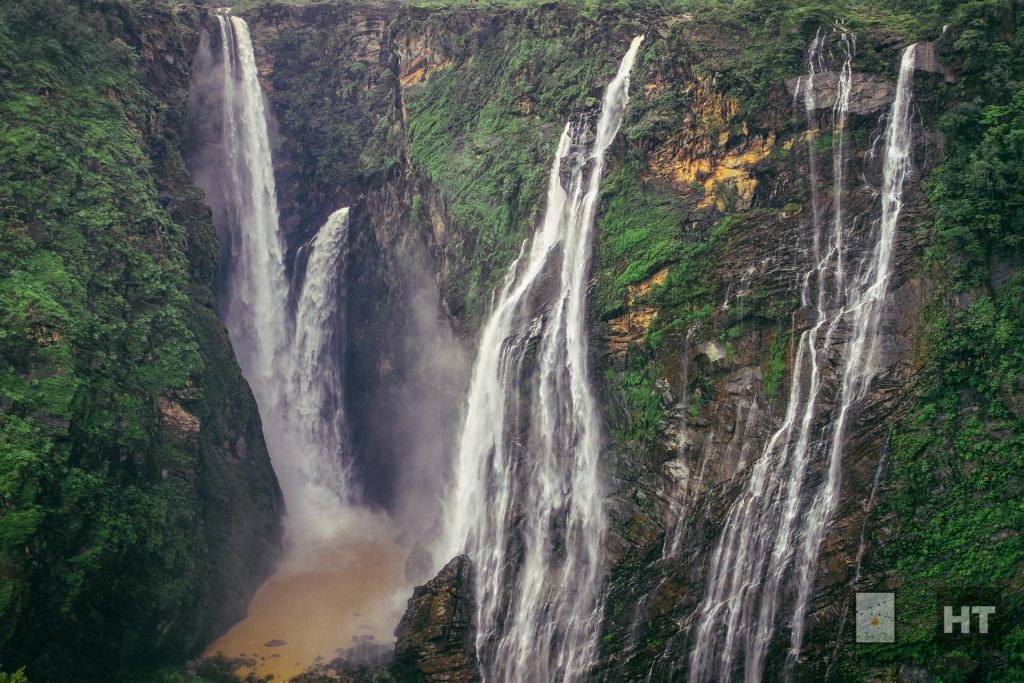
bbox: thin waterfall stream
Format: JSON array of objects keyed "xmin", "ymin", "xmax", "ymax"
[{"xmin": 685, "ymin": 40, "xmax": 919, "ymax": 682}]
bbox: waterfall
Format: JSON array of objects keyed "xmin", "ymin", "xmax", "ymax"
[
  {"xmin": 198, "ymin": 14, "xmax": 354, "ymax": 545},
  {"xmin": 282, "ymin": 207, "xmax": 354, "ymax": 539},
  {"xmin": 685, "ymin": 40, "xmax": 918, "ymax": 682},
  {"xmin": 214, "ymin": 14, "xmax": 290, "ymax": 408},
  {"xmin": 786, "ymin": 44, "xmax": 918, "ymax": 669},
  {"xmin": 436, "ymin": 36, "xmax": 643, "ymax": 683}
]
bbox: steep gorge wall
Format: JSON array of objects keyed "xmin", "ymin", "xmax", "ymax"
[
  {"xmin": 593, "ymin": 39, "xmax": 944, "ymax": 680},
  {"xmin": 241, "ymin": 1, "xmax": 1022, "ymax": 680},
  {"xmin": 1, "ymin": 0, "xmax": 1019, "ymax": 680},
  {"xmin": 0, "ymin": 2, "xmax": 282, "ymax": 679}
]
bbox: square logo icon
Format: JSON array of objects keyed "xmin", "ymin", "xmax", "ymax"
[{"xmin": 856, "ymin": 592, "xmax": 895, "ymax": 643}]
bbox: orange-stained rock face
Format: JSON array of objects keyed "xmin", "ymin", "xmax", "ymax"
[
  {"xmin": 396, "ymin": 32, "xmax": 452, "ymax": 88},
  {"xmin": 608, "ymin": 269, "xmax": 668, "ymax": 355},
  {"xmin": 608, "ymin": 306, "xmax": 659, "ymax": 356},
  {"xmin": 158, "ymin": 396, "xmax": 200, "ymax": 434},
  {"xmin": 642, "ymin": 73, "xmax": 778, "ymax": 211},
  {"xmin": 627, "ymin": 267, "xmax": 669, "ymax": 302},
  {"xmin": 694, "ymin": 131, "xmax": 776, "ymax": 211},
  {"xmin": 399, "ymin": 55, "xmax": 452, "ymax": 88}
]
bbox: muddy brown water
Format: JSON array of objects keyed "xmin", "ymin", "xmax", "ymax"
[{"xmin": 203, "ymin": 536, "xmax": 410, "ymax": 680}]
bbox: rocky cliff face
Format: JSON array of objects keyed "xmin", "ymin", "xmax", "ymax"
[
  {"xmin": 393, "ymin": 555, "xmax": 479, "ymax": 682},
  {"xmin": 0, "ymin": 2, "xmax": 282, "ymax": 679},
  {"xmin": 238, "ymin": 2, "xmax": 1023, "ymax": 680}
]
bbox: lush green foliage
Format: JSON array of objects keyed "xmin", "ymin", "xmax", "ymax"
[
  {"xmin": 648, "ymin": 216, "xmax": 732, "ymax": 336},
  {"xmin": 606, "ymin": 363, "xmax": 666, "ymax": 450},
  {"xmin": 0, "ymin": 0, "xmax": 272, "ymax": 677},
  {"xmin": 838, "ymin": 2, "xmax": 1024, "ymax": 678},
  {"xmin": 929, "ymin": 8, "xmax": 1024, "ymax": 287},
  {"xmin": 761, "ymin": 331, "xmax": 788, "ymax": 400},
  {"xmin": 595, "ymin": 162, "xmax": 690, "ymax": 319},
  {"xmin": 403, "ymin": 11, "xmax": 631, "ymax": 319}
]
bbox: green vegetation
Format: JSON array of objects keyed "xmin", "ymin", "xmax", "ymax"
[
  {"xmin": 864, "ymin": 289, "xmax": 1024, "ymax": 679},
  {"xmin": 2, "ymin": 0, "xmax": 192, "ymax": 639},
  {"xmin": 0, "ymin": 0, "xmax": 278, "ymax": 678},
  {"xmin": 402, "ymin": 10, "xmax": 632, "ymax": 320},
  {"xmin": 837, "ymin": 1, "xmax": 1024, "ymax": 679},
  {"xmin": 762, "ymin": 331, "xmax": 788, "ymax": 400},
  {"xmin": 648, "ymin": 215, "xmax": 732, "ymax": 336},
  {"xmin": 595, "ymin": 162, "xmax": 690, "ymax": 319},
  {"xmin": 594, "ymin": 167, "xmax": 730, "ymax": 463},
  {"xmin": 607, "ymin": 362, "xmax": 666, "ymax": 450}
]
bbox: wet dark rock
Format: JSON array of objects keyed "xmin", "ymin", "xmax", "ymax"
[
  {"xmin": 785, "ymin": 71, "xmax": 896, "ymax": 114},
  {"xmin": 392, "ymin": 555, "xmax": 480, "ymax": 682}
]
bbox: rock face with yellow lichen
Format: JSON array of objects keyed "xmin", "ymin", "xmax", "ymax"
[
  {"xmin": 645, "ymin": 78, "xmax": 778, "ymax": 211},
  {"xmin": 393, "ymin": 556, "xmax": 479, "ymax": 682}
]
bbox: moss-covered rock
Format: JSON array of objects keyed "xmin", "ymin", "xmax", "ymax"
[{"xmin": 0, "ymin": 2, "xmax": 282, "ymax": 679}]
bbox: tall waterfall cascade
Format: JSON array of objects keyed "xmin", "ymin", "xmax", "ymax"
[
  {"xmin": 435, "ymin": 35, "xmax": 644, "ymax": 683},
  {"xmin": 685, "ymin": 40, "xmax": 919, "ymax": 682},
  {"xmin": 284, "ymin": 207, "xmax": 355, "ymax": 537},
  {"xmin": 212, "ymin": 13, "xmax": 290, "ymax": 409},
  {"xmin": 201, "ymin": 14, "xmax": 357, "ymax": 545}
]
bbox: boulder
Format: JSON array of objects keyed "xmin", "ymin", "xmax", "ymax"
[{"xmin": 392, "ymin": 555, "xmax": 480, "ymax": 682}]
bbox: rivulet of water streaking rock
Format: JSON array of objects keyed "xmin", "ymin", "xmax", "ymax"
[{"xmin": 685, "ymin": 39, "xmax": 919, "ymax": 683}]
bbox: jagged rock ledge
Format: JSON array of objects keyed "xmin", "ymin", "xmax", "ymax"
[{"xmin": 392, "ymin": 555, "xmax": 480, "ymax": 682}]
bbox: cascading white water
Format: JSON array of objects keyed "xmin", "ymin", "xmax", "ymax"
[
  {"xmin": 195, "ymin": 26, "xmax": 410, "ymax": 656},
  {"xmin": 686, "ymin": 40, "xmax": 918, "ymax": 683},
  {"xmin": 204, "ymin": 14, "xmax": 354, "ymax": 545},
  {"xmin": 801, "ymin": 28, "xmax": 827, "ymax": 261},
  {"xmin": 214, "ymin": 14, "xmax": 291, "ymax": 407},
  {"xmin": 436, "ymin": 36, "xmax": 643, "ymax": 683},
  {"xmin": 786, "ymin": 44, "xmax": 918, "ymax": 670},
  {"xmin": 282, "ymin": 207, "xmax": 354, "ymax": 539}
]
